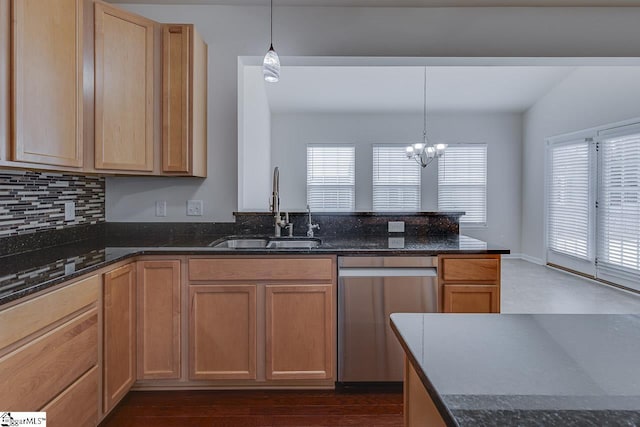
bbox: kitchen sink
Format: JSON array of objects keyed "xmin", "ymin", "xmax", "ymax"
[
  {"xmin": 209, "ymin": 237, "xmax": 321, "ymax": 249},
  {"xmin": 209, "ymin": 238, "xmax": 268, "ymax": 248},
  {"xmin": 266, "ymin": 238, "xmax": 321, "ymax": 249}
]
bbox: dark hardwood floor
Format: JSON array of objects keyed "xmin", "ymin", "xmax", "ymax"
[{"xmin": 100, "ymin": 387, "xmax": 404, "ymax": 427}]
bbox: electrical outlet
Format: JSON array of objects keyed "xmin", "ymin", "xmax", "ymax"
[
  {"xmin": 187, "ymin": 200, "xmax": 204, "ymax": 216},
  {"xmin": 388, "ymin": 237, "xmax": 405, "ymax": 249},
  {"xmin": 64, "ymin": 202, "xmax": 75, "ymax": 221},
  {"xmin": 155, "ymin": 200, "xmax": 167, "ymax": 217},
  {"xmin": 64, "ymin": 262, "xmax": 76, "ymax": 275},
  {"xmin": 388, "ymin": 221, "xmax": 405, "ymax": 233}
]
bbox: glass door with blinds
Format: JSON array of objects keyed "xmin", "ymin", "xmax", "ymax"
[
  {"xmin": 546, "ymin": 122, "xmax": 640, "ymax": 291},
  {"xmin": 596, "ymin": 124, "xmax": 640, "ymax": 291},
  {"xmin": 546, "ymin": 137, "xmax": 596, "ymax": 276}
]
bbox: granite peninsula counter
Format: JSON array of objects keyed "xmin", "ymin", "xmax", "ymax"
[{"xmin": 390, "ymin": 313, "xmax": 640, "ymax": 427}]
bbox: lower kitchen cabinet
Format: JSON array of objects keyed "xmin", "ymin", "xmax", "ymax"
[
  {"xmin": 189, "ymin": 284, "xmax": 257, "ymax": 380},
  {"xmin": 265, "ymin": 284, "xmax": 334, "ymax": 380},
  {"xmin": 0, "ymin": 274, "xmax": 99, "ymax": 423},
  {"xmin": 137, "ymin": 260, "xmax": 181, "ymax": 380},
  {"xmin": 103, "ymin": 263, "xmax": 137, "ymax": 413},
  {"xmin": 442, "ymin": 284, "xmax": 500, "ymax": 313},
  {"xmin": 438, "ymin": 254, "xmax": 501, "ymax": 313},
  {"xmin": 187, "ymin": 255, "xmax": 337, "ymax": 386}
]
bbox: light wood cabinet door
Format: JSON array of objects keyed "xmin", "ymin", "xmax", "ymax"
[
  {"xmin": 137, "ymin": 260, "xmax": 181, "ymax": 380},
  {"xmin": 162, "ymin": 24, "xmax": 207, "ymax": 177},
  {"xmin": 94, "ymin": 2, "xmax": 154, "ymax": 171},
  {"xmin": 265, "ymin": 284, "xmax": 334, "ymax": 380},
  {"xmin": 103, "ymin": 263, "xmax": 137, "ymax": 413},
  {"xmin": 11, "ymin": 0, "xmax": 83, "ymax": 167},
  {"xmin": 189, "ymin": 284, "xmax": 257, "ymax": 380},
  {"xmin": 442, "ymin": 285, "xmax": 500, "ymax": 313}
]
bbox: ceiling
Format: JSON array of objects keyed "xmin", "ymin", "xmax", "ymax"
[
  {"xmin": 259, "ymin": 66, "xmax": 575, "ymax": 113},
  {"xmin": 109, "ymin": 0, "xmax": 640, "ymax": 6}
]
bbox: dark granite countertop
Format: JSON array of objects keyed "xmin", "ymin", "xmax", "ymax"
[
  {"xmin": 390, "ymin": 313, "xmax": 640, "ymax": 427},
  {"xmin": 0, "ymin": 233, "xmax": 508, "ymax": 306}
]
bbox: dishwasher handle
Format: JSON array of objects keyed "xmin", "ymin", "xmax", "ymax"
[{"xmin": 338, "ymin": 267, "xmax": 437, "ymax": 278}]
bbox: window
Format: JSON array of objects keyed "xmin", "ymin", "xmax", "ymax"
[
  {"xmin": 438, "ymin": 144, "xmax": 487, "ymax": 225},
  {"xmin": 372, "ymin": 145, "xmax": 421, "ymax": 211},
  {"xmin": 547, "ymin": 140, "xmax": 592, "ymax": 260},
  {"xmin": 306, "ymin": 144, "xmax": 355, "ymax": 211}
]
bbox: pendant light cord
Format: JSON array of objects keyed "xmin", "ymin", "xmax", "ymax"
[
  {"xmin": 270, "ymin": 0, "xmax": 274, "ymax": 48},
  {"xmin": 423, "ymin": 66, "xmax": 427, "ymax": 143}
]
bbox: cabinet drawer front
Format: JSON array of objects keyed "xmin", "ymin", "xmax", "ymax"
[
  {"xmin": 0, "ymin": 275, "xmax": 100, "ymax": 352},
  {"xmin": 0, "ymin": 309, "xmax": 98, "ymax": 410},
  {"xmin": 41, "ymin": 365, "xmax": 99, "ymax": 427},
  {"xmin": 441, "ymin": 258, "xmax": 499, "ymax": 282},
  {"xmin": 189, "ymin": 257, "xmax": 334, "ymax": 282},
  {"xmin": 443, "ymin": 285, "xmax": 500, "ymax": 313}
]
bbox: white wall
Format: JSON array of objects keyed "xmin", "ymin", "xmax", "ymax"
[
  {"xmin": 106, "ymin": 3, "xmax": 640, "ymax": 223},
  {"xmin": 239, "ymin": 66, "xmax": 272, "ymax": 211},
  {"xmin": 521, "ymin": 67, "xmax": 640, "ymax": 262},
  {"xmin": 270, "ymin": 112, "xmax": 522, "ymax": 250}
]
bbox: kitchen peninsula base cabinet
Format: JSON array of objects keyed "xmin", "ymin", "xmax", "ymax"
[
  {"xmin": 185, "ymin": 256, "xmax": 337, "ymax": 388},
  {"xmin": 103, "ymin": 263, "xmax": 137, "ymax": 413},
  {"xmin": 0, "ymin": 275, "xmax": 100, "ymax": 425},
  {"xmin": 438, "ymin": 254, "xmax": 501, "ymax": 313}
]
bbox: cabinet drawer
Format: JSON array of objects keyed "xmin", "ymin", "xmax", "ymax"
[
  {"xmin": 443, "ymin": 285, "xmax": 500, "ymax": 313},
  {"xmin": 0, "ymin": 308, "xmax": 98, "ymax": 410},
  {"xmin": 0, "ymin": 275, "xmax": 99, "ymax": 351},
  {"xmin": 41, "ymin": 365, "xmax": 99, "ymax": 427},
  {"xmin": 441, "ymin": 258, "xmax": 499, "ymax": 282},
  {"xmin": 189, "ymin": 257, "xmax": 334, "ymax": 282}
]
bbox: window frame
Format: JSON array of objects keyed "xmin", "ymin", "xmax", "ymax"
[
  {"xmin": 372, "ymin": 143, "xmax": 421, "ymax": 212},
  {"xmin": 437, "ymin": 143, "xmax": 488, "ymax": 227},
  {"xmin": 306, "ymin": 143, "xmax": 356, "ymax": 212}
]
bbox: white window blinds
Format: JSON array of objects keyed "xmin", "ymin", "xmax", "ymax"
[
  {"xmin": 307, "ymin": 144, "xmax": 355, "ymax": 211},
  {"xmin": 547, "ymin": 140, "xmax": 592, "ymax": 260},
  {"xmin": 438, "ymin": 144, "xmax": 487, "ymax": 224},
  {"xmin": 372, "ymin": 145, "xmax": 421, "ymax": 211},
  {"xmin": 598, "ymin": 132, "xmax": 640, "ymax": 276}
]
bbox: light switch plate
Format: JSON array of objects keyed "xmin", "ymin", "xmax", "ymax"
[
  {"xmin": 155, "ymin": 200, "xmax": 167, "ymax": 217},
  {"xmin": 187, "ymin": 200, "xmax": 204, "ymax": 216},
  {"xmin": 388, "ymin": 221, "xmax": 405, "ymax": 233},
  {"xmin": 64, "ymin": 202, "xmax": 75, "ymax": 221}
]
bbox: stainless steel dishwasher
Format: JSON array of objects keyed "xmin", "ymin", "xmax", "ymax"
[{"xmin": 338, "ymin": 256, "xmax": 438, "ymax": 382}]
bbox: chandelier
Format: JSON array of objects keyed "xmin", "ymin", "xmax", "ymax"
[{"xmin": 406, "ymin": 67, "xmax": 447, "ymax": 168}]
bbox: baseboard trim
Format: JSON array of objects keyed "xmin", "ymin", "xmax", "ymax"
[{"xmin": 503, "ymin": 253, "xmax": 545, "ymax": 265}]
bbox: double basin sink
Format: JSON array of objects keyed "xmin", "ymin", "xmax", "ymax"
[{"xmin": 209, "ymin": 236, "xmax": 321, "ymax": 250}]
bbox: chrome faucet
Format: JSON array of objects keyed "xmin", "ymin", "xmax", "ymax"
[
  {"xmin": 306, "ymin": 204, "xmax": 320, "ymax": 237},
  {"xmin": 270, "ymin": 166, "xmax": 290, "ymax": 237}
]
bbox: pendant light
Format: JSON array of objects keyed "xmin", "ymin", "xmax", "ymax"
[
  {"xmin": 263, "ymin": 0, "xmax": 280, "ymax": 83},
  {"xmin": 406, "ymin": 67, "xmax": 447, "ymax": 168}
]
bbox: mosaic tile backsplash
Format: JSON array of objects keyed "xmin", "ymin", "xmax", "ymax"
[{"xmin": 0, "ymin": 170, "xmax": 105, "ymax": 237}]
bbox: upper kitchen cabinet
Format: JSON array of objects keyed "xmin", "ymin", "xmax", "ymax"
[
  {"xmin": 0, "ymin": 0, "xmax": 8, "ymax": 163},
  {"xmin": 162, "ymin": 24, "xmax": 207, "ymax": 177},
  {"xmin": 10, "ymin": 0, "xmax": 84, "ymax": 168},
  {"xmin": 94, "ymin": 1, "xmax": 154, "ymax": 172}
]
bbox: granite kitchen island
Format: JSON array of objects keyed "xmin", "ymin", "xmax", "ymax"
[{"xmin": 390, "ymin": 313, "xmax": 640, "ymax": 427}]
